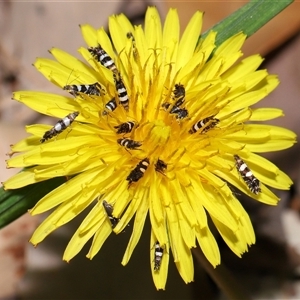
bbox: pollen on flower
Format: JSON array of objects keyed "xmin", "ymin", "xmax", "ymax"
[
  {"xmin": 3, "ymin": 6, "xmax": 296, "ymax": 291},
  {"xmin": 145, "ymin": 120, "xmax": 171, "ymax": 150}
]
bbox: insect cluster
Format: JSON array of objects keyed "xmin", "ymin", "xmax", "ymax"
[
  {"xmin": 162, "ymin": 83, "xmax": 188, "ymax": 119},
  {"xmin": 41, "ymin": 32, "xmax": 226, "ymax": 189},
  {"xmin": 39, "ymin": 32, "xmax": 262, "ymax": 271},
  {"xmin": 87, "ymin": 43, "xmax": 152, "ymax": 187}
]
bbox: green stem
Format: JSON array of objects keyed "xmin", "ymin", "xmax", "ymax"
[
  {"xmin": 0, "ymin": 177, "xmax": 66, "ymax": 229},
  {"xmin": 201, "ymin": 0, "xmax": 294, "ymax": 46},
  {"xmin": 192, "ymin": 248, "xmax": 251, "ymax": 300}
]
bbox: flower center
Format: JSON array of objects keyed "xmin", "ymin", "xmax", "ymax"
[{"xmin": 143, "ymin": 119, "xmax": 171, "ymax": 158}]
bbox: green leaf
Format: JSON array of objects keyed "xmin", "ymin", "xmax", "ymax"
[
  {"xmin": 0, "ymin": 0, "xmax": 294, "ymax": 229},
  {"xmin": 0, "ymin": 177, "xmax": 66, "ymax": 229},
  {"xmin": 201, "ymin": 0, "xmax": 294, "ymax": 46}
]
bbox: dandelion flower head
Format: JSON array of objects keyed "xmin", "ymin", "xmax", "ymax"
[{"xmin": 4, "ymin": 7, "xmax": 296, "ymax": 289}]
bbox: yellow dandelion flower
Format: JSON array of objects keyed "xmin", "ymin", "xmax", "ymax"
[{"xmin": 4, "ymin": 7, "xmax": 296, "ymax": 290}]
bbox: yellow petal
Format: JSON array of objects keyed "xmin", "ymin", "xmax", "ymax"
[
  {"xmin": 122, "ymin": 191, "xmax": 148, "ymax": 265},
  {"xmin": 162, "ymin": 8, "xmax": 179, "ymax": 65},
  {"xmin": 245, "ymin": 139, "xmax": 296, "ymax": 152},
  {"xmin": 63, "ymin": 220, "xmax": 102, "ymax": 262},
  {"xmin": 96, "ymin": 27, "xmax": 114, "ymax": 54},
  {"xmin": 256, "ymin": 124, "xmax": 296, "ymax": 140},
  {"xmin": 150, "ymin": 172, "xmax": 164, "ymax": 224},
  {"xmin": 245, "ymin": 152, "xmax": 293, "ymax": 189},
  {"xmin": 176, "ymin": 11, "xmax": 203, "ymax": 71},
  {"xmin": 145, "ymin": 7, "xmax": 162, "ymax": 51},
  {"xmin": 175, "ymin": 206, "xmax": 196, "ymax": 249},
  {"xmin": 86, "ymin": 222, "xmax": 112, "ymax": 259},
  {"xmin": 214, "ymin": 168, "xmax": 280, "ymax": 205},
  {"xmin": 195, "ymin": 226, "xmax": 220, "ymax": 267},
  {"xmin": 212, "ymin": 216, "xmax": 249, "ymax": 257},
  {"xmin": 79, "ymin": 200, "xmax": 106, "ymax": 234},
  {"xmin": 50, "ymin": 48, "xmax": 99, "ymax": 81},
  {"xmin": 215, "ymin": 32, "xmax": 246, "ymax": 56},
  {"xmin": 229, "ymin": 70, "xmax": 269, "ymax": 92},
  {"xmin": 109, "ymin": 13, "xmax": 134, "ymax": 55},
  {"xmin": 250, "ymin": 108, "xmax": 284, "ymax": 121},
  {"xmin": 30, "ymin": 188, "xmax": 95, "ymax": 246},
  {"xmin": 150, "ymin": 231, "xmax": 169, "ymax": 290},
  {"xmin": 13, "ymin": 91, "xmax": 79, "ymax": 118},
  {"xmin": 34, "ymin": 58, "xmax": 72, "ymax": 87},
  {"xmin": 80, "ymin": 24, "xmax": 97, "ymax": 47},
  {"xmin": 30, "ymin": 168, "xmax": 99, "ymax": 214},
  {"xmin": 4, "ymin": 167, "xmax": 46, "ymax": 189},
  {"xmin": 133, "ymin": 25, "xmax": 147, "ymax": 66},
  {"xmin": 8, "ymin": 134, "xmax": 39, "ymax": 156},
  {"xmin": 189, "ymin": 173, "xmax": 239, "ymax": 232},
  {"xmin": 196, "ymin": 30, "xmax": 217, "ymax": 61},
  {"xmin": 222, "ymin": 54, "xmax": 264, "ymax": 81},
  {"xmin": 174, "ymin": 240, "xmax": 194, "ymax": 284}
]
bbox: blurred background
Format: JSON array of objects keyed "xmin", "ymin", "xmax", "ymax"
[{"xmin": 0, "ymin": 1, "xmax": 300, "ymax": 299}]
